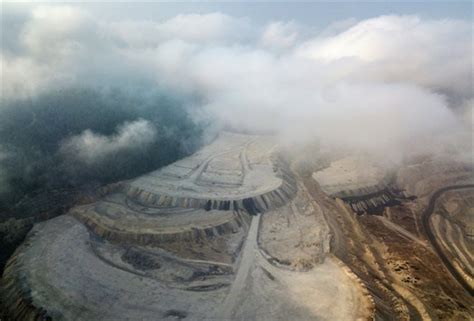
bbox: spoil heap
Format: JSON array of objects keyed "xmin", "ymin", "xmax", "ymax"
[
  {"xmin": 0, "ymin": 132, "xmax": 300, "ymax": 321},
  {"xmin": 126, "ymin": 132, "xmax": 296, "ymax": 214},
  {"xmin": 312, "ymin": 156, "xmax": 406, "ymax": 214}
]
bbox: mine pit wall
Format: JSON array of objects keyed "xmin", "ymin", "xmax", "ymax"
[
  {"xmin": 0, "ymin": 183, "xmax": 128, "ymax": 319},
  {"xmin": 0, "ymin": 184, "xmax": 113, "ymax": 277},
  {"xmin": 341, "ymin": 188, "xmax": 402, "ymax": 215},
  {"xmin": 74, "ymin": 157, "xmax": 297, "ymax": 248},
  {"xmin": 333, "ymin": 180, "xmax": 413, "ymax": 215},
  {"xmin": 0, "ymin": 156, "xmax": 298, "ymax": 320},
  {"xmin": 1, "ymin": 240, "xmax": 51, "ymax": 321},
  {"xmin": 72, "ymin": 209, "xmax": 251, "ymax": 247},
  {"xmin": 125, "ymin": 157, "xmax": 298, "ymax": 216}
]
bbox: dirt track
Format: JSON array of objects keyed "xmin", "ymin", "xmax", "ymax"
[{"xmin": 421, "ymin": 184, "xmax": 474, "ymax": 296}]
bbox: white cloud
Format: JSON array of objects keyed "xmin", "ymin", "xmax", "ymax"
[
  {"xmin": 21, "ymin": 6, "xmax": 96, "ymax": 57},
  {"xmin": 158, "ymin": 13, "xmax": 253, "ymax": 44},
  {"xmin": 104, "ymin": 12, "xmax": 253, "ymax": 48},
  {"xmin": 296, "ymin": 15, "xmax": 472, "ymax": 98},
  {"xmin": 1, "ymin": 6, "xmax": 472, "ymax": 161},
  {"xmin": 60, "ymin": 119, "xmax": 157, "ymax": 165},
  {"xmin": 261, "ymin": 21, "xmax": 299, "ymax": 49}
]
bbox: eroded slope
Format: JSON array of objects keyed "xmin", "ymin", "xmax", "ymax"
[{"xmin": 1, "ymin": 132, "xmax": 371, "ymax": 321}]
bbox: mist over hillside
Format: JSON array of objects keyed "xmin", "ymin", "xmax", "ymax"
[
  {"xmin": 0, "ymin": 87, "xmax": 210, "ymax": 207},
  {"xmin": 1, "ymin": 4, "xmax": 473, "ymax": 320},
  {"xmin": 1, "ymin": 5, "xmax": 472, "ymax": 208}
]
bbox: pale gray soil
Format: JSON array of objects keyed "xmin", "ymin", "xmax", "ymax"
[
  {"xmin": 312, "ymin": 155, "xmax": 386, "ymax": 196},
  {"xmin": 130, "ymin": 132, "xmax": 282, "ymax": 200},
  {"xmin": 1, "ymin": 132, "xmax": 370, "ymax": 321},
  {"xmin": 10, "ymin": 213, "xmax": 366, "ymax": 321}
]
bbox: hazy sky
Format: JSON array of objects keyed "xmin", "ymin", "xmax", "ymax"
[
  {"xmin": 1, "ymin": 1, "xmax": 472, "ymax": 164},
  {"xmin": 90, "ymin": 2, "xmax": 473, "ymax": 22},
  {"xmin": 4, "ymin": 1, "xmax": 472, "ymax": 24}
]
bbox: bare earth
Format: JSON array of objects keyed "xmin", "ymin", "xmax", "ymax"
[
  {"xmin": 1, "ymin": 132, "xmax": 371, "ymax": 321},
  {"xmin": 2, "ymin": 134, "xmax": 472, "ymax": 320}
]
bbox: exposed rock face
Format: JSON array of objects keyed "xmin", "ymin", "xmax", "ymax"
[
  {"xmin": 125, "ymin": 180, "xmax": 297, "ymax": 215},
  {"xmin": 339, "ymin": 186, "xmax": 411, "ymax": 215},
  {"xmin": 312, "ymin": 156, "xmax": 410, "ymax": 215},
  {"xmin": 68, "ymin": 133, "xmax": 297, "ymax": 247},
  {"xmin": 72, "ymin": 201, "xmax": 250, "ymax": 246},
  {"xmin": 125, "ymin": 133, "xmax": 297, "ymax": 215},
  {"xmin": 0, "ymin": 132, "xmax": 371, "ymax": 321},
  {"xmin": 306, "ymin": 154, "xmax": 474, "ymax": 321}
]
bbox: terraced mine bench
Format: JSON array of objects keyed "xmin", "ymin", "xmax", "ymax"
[
  {"xmin": 0, "ymin": 132, "xmax": 371, "ymax": 321},
  {"xmin": 126, "ymin": 132, "xmax": 297, "ymax": 215},
  {"xmin": 0, "ymin": 132, "xmax": 298, "ymax": 320},
  {"xmin": 312, "ymin": 156, "xmax": 410, "ymax": 215}
]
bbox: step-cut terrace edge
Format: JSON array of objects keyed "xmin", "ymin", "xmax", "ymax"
[
  {"xmin": 0, "ymin": 231, "xmax": 54, "ymax": 321},
  {"xmin": 124, "ymin": 156, "xmax": 298, "ymax": 216},
  {"xmin": 72, "ymin": 209, "xmax": 252, "ymax": 246}
]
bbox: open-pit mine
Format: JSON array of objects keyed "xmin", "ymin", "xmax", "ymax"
[{"xmin": 1, "ymin": 132, "xmax": 473, "ymax": 321}]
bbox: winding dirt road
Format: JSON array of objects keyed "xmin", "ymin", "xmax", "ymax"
[{"xmin": 421, "ymin": 184, "xmax": 474, "ymax": 296}]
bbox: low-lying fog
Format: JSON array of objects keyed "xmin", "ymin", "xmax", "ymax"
[{"xmin": 0, "ymin": 5, "xmax": 472, "ymax": 206}]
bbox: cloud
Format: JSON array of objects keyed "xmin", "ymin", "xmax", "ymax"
[
  {"xmin": 1, "ymin": 6, "xmax": 472, "ymax": 163},
  {"xmin": 296, "ymin": 15, "xmax": 472, "ymax": 99},
  {"xmin": 261, "ymin": 21, "xmax": 300, "ymax": 49},
  {"xmin": 60, "ymin": 119, "xmax": 157, "ymax": 165},
  {"xmin": 104, "ymin": 12, "xmax": 254, "ymax": 49},
  {"xmin": 204, "ymin": 75, "xmax": 459, "ymax": 159},
  {"xmin": 1, "ymin": 6, "xmax": 101, "ymax": 99},
  {"xmin": 157, "ymin": 13, "xmax": 253, "ymax": 44},
  {"xmin": 21, "ymin": 6, "xmax": 95, "ymax": 55}
]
